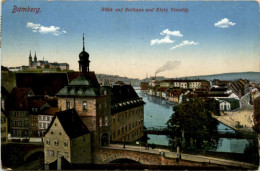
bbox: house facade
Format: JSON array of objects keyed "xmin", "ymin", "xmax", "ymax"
[
  {"xmin": 44, "ymin": 109, "xmax": 91, "ymax": 165},
  {"xmin": 110, "ymin": 84, "xmax": 144, "ymax": 142}
]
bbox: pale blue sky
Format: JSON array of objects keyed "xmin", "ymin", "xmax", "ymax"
[{"xmin": 2, "ymin": 1, "xmax": 260, "ymax": 79}]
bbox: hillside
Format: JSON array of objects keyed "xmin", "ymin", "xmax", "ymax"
[{"xmin": 180, "ymin": 72, "xmax": 260, "ymax": 82}]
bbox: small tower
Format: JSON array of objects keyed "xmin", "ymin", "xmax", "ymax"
[
  {"xmin": 34, "ymin": 51, "xmax": 37, "ymax": 62},
  {"xmin": 78, "ymin": 33, "xmax": 90, "ymax": 75},
  {"xmin": 29, "ymin": 50, "xmax": 32, "ymax": 68}
]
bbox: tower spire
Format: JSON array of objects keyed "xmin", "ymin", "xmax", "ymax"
[
  {"xmin": 29, "ymin": 50, "xmax": 32, "ymax": 57},
  {"xmin": 83, "ymin": 33, "xmax": 85, "ymax": 51}
]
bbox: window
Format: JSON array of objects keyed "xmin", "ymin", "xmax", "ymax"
[
  {"xmin": 65, "ymin": 152, "xmax": 68, "ymax": 158},
  {"xmin": 64, "ymin": 141, "xmax": 68, "ymax": 147},
  {"xmin": 54, "ymin": 140, "xmax": 59, "ymax": 146},
  {"xmin": 66, "ymin": 101, "xmax": 70, "ymax": 110},
  {"xmin": 105, "ymin": 116, "xmax": 108, "ymax": 126},
  {"xmin": 99, "ymin": 117, "xmax": 102, "ymax": 126},
  {"xmin": 46, "ymin": 139, "xmax": 50, "ymax": 145},
  {"xmin": 51, "ymin": 131, "xmax": 54, "ymax": 135},
  {"xmin": 48, "ymin": 150, "xmax": 54, "ymax": 156},
  {"xmin": 104, "ymin": 102, "xmax": 107, "ymax": 108},
  {"xmin": 59, "ymin": 132, "xmax": 62, "ymax": 135},
  {"xmin": 57, "ymin": 151, "xmax": 60, "ymax": 157},
  {"xmin": 99, "ymin": 103, "xmax": 101, "ymax": 110},
  {"xmin": 82, "ymin": 101, "xmax": 87, "ymax": 111}
]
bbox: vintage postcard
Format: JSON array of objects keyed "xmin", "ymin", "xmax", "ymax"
[{"xmin": 1, "ymin": 0, "xmax": 260, "ymax": 170}]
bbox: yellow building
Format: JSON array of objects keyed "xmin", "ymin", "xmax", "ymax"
[
  {"xmin": 110, "ymin": 84, "xmax": 145, "ymax": 142},
  {"xmin": 44, "ymin": 109, "xmax": 91, "ymax": 166}
]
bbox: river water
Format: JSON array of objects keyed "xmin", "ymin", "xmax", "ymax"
[{"xmin": 136, "ymin": 90, "xmax": 249, "ymax": 153}]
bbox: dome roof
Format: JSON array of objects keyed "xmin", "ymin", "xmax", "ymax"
[{"xmin": 79, "ymin": 50, "xmax": 89, "ymax": 61}]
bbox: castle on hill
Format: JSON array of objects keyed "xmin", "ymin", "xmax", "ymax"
[{"xmin": 28, "ymin": 51, "xmax": 69, "ymax": 70}]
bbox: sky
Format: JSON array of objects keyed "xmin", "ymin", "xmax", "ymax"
[{"xmin": 2, "ymin": 1, "xmax": 260, "ymax": 79}]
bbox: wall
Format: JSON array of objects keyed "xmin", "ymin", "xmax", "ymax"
[
  {"xmin": 71, "ymin": 134, "xmax": 91, "ymax": 164},
  {"xmin": 111, "ymin": 106, "xmax": 144, "ymax": 142},
  {"xmin": 44, "ymin": 118, "xmax": 70, "ymax": 164}
]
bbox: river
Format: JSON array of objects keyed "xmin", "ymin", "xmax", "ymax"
[{"xmin": 136, "ymin": 90, "xmax": 249, "ymax": 153}]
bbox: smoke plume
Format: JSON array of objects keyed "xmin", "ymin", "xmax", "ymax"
[{"xmin": 155, "ymin": 61, "xmax": 181, "ymax": 75}]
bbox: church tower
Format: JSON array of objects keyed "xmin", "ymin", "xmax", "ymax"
[
  {"xmin": 78, "ymin": 33, "xmax": 90, "ymax": 74},
  {"xmin": 29, "ymin": 50, "xmax": 32, "ymax": 68},
  {"xmin": 34, "ymin": 51, "xmax": 37, "ymax": 62}
]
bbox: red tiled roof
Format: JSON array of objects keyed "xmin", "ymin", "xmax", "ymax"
[
  {"xmin": 40, "ymin": 107, "xmax": 59, "ymax": 115},
  {"xmin": 8, "ymin": 87, "xmax": 33, "ymax": 110}
]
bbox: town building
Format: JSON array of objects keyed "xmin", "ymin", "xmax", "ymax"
[
  {"xmin": 218, "ymin": 98, "xmax": 240, "ymax": 111},
  {"xmin": 44, "ymin": 109, "xmax": 91, "ymax": 166},
  {"xmin": 109, "ymin": 84, "xmax": 144, "ymax": 142},
  {"xmin": 1, "ymin": 109, "xmax": 8, "ymax": 144},
  {"xmin": 56, "ymin": 35, "xmax": 111, "ymax": 148},
  {"xmin": 38, "ymin": 107, "xmax": 58, "ymax": 136},
  {"xmin": 228, "ymin": 79, "xmax": 250, "ymax": 98},
  {"xmin": 7, "ymin": 87, "xmax": 34, "ymax": 137}
]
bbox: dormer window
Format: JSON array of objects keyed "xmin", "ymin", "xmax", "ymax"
[{"xmin": 46, "ymin": 139, "xmax": 50, "ymax": 145}]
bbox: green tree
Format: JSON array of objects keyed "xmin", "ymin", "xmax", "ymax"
[{"xmin": 167, "ymin": 98, "xmax": 219, "ymax": 152}]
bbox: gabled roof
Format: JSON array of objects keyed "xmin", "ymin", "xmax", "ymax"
[{"xmin": 46, "ymin": 109, "xmax": 90, "ymax": 139}]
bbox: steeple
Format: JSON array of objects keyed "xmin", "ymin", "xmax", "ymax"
[
  {"xmin": 29, "ymin": 50, "xmax": 32, "ymax": 68},
  {"xmin": 83, "ymin": 33, "xmax": 85, "ymax": 51},
  {"xmin": 29, "ymin": 50, "xmax": 32, "ymax": 59},
  {"xmin": 78, "ymin": 34, "xmax": 90, "ymax": 74},
  {"xmin": 34, "ymin": 51, "xmax": 37, "ymax": 62}
]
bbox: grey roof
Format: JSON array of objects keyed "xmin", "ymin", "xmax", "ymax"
[{"xmin": 56, "ymin": 74, "xmax": 101, "ymax": 97}]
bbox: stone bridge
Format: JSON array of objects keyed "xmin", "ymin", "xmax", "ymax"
[{"xmin": 93, "ymin": 144, "xmax": 257, "ymax": 169}]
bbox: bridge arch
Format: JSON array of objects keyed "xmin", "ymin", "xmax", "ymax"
[
  {"xmin": 103, "ymin": 154, "xmax": 142, "ymax": 164},
  {"xmin": 109, "ymin": 158, "xmax": 141, "ymax": 164},
  {"xmin": 24, "ymin": 148, "xmax": 44, "ymax": 162}
]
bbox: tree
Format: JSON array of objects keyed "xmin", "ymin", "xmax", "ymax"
[
  {"xmin": 167, "ymin": 97, "xmax": 219, "ymax": 152},
  {"xmin": 56, "ymin": 67, "xmax": 61, "ymax": 72}
]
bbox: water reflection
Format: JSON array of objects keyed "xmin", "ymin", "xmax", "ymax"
[{"xmin": 137, "ymin": 90, "xmax": 250, "ymax": 154}]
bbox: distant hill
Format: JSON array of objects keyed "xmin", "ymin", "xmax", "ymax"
[
  {"xmin": 140, "ymin": 72, "xmax": 260, "ymax": 82},
  {"xmin": 179, "ymin": 72, "xmax": 260, "ymax": 82}
]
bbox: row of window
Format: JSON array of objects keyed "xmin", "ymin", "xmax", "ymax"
[
  {"xmin": 12, "ymin": 120, "xmax": 29, "ymax": 127},
  {"xmin": 99, "ymin": 116, "xmax": 108, "ymax": 127},
  {"xmin": 46, "ymin": 150, "xmax": 69, "ymax": 158},
  {"xmin": 115, "ymin": 120, "xmax": 143, "ymax": 137},
  {"xmin": 12, "ymin": 129, "xmax": 28, "ymax": 136},
  {"xmin": 46, "ymin": 139, "xmax": 68, "ymax": 146},
  {"xmin": 66, "ymin": 101, "xmax": 87, "ymax": 110},
  {"xmin": 39, "ymin": 122, "xmax": 50, "ymax": 129},
  {"xmin": 65, "ymin": 101, "xmax": 108, "ymax": 111},
  {"xmin": 38, "ymin": 116, "xmax": 53, "ymax": 121},
  {"xmin": 113, "ymin": 127, "xmax": 143, "ymax": 140},
  {"xmin": 113, "ymin": 109, "xmax": 143, "ymax": 123},
  {"xmin": 11, "ymin": 112, "xmax": 28, "ymax": 117}
]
